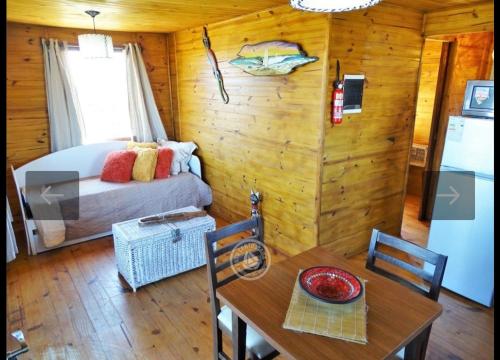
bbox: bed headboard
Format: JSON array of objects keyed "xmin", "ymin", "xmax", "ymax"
[{"xmin": 12, "ymin": 141, "xmax": 202, "ymax": 189}]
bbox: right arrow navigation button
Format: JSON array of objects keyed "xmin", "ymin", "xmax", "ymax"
[
  {"xmin": 431, "ymin": 171, "xmax": 475, "ymax": 220},
  {"xmin": 436, "ymin": 185, "xmax": 460, "ymax": 205}
]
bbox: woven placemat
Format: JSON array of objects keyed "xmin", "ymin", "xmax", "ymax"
[{"xmin": 282, "ymin": 270, "xmax": 368, "ymax": 344}]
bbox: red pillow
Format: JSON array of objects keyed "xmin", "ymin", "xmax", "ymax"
[
  {"xmin": 101, "ymin": 150, "xmax": 137, "ymax": 183},
  {"xmin": 155, "ymin": 147, "xmax": 174, "ymax": 179}
]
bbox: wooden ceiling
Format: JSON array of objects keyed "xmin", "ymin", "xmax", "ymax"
[
  {"xmin": 6, "ymin": 0, "xmax": 490, "ymax": 33},
  {"xmin": 387, "ymin": 0, "xmax": 491, "ymax": 12}
]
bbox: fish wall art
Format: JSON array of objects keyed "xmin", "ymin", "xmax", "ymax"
[{"xmin": 229, "ymin": 41, "xmax": 318, "ymax": 76}]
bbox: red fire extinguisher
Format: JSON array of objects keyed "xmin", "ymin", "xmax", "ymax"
[
  {"xmin": 332, "ymin": 82, "xmax": 344, "ymax": 125},
  {"xmin": 331, "ymin": 60, "xmax": 343, "ymax": 125}
]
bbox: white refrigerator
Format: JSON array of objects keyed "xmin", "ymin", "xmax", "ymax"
[{"xmin": 425, "ymin": 116, "xmax": 494, "ymax": 307}]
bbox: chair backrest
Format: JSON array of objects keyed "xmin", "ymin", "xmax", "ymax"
[
  {"xmin": 366, "ymin": 229, "xmax": 448, "ymax": 301},
  {"xmin": 205, "ymin": 215, "xmax": 266, "ymax": 315}
]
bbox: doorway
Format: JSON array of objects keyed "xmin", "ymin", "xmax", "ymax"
[
  {"xmin": 402, "ymin": 32, "xmax": 494, "ymax": 247},
  {"xmin": 402, "ymin": 39, "xmax": 450, "ymax": 247}
]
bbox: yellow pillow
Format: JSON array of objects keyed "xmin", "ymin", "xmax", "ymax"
[
  {"xmin": 127, "ymin": 141, "xmax": 158, "ymax": 150},
  {"xmin": 132, "ymin": 148, "xmax": 158, "ymax": 182}
]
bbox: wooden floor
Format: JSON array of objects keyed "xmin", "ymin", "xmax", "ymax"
[
  {"xmin": 7, "ymin": 198, "xmax": 493, "ymax": 359},
  {"xmin": 400, "ymin": 194, "xmax": 430, "ymax": 248}
]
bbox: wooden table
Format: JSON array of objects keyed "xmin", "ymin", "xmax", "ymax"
[{"xmin": 217, "ymin": 246, "xmax": 442, "ymax": 360}]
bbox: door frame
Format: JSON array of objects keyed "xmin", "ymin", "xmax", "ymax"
[
  {"xmin": 420, "ymin": 32, "xmax": 494, "ymax": 220},
  {"xmin": 418, "ymin": 40, "xmax": 452, "ymax": 220}
]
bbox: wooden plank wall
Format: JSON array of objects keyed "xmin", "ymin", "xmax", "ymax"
[
  {"xmin": 445, "ymin": 33, "xmax": 494, "ymax": 116},
  {"xmin": 172, "ymin": 6, "xmax": 330, "ymax": 255},
  {"xmin": 319, "ymin": 3, "xmax": 425, "ymax": 256},
  {"xmin": 424, "ymin": 1, "xmax": 494, "ymax": 37},
  {"xmin": 7, "ymin": 22, "xmax": 174, "ymax": 230},
  {"xmin": 406, "ymin": 39, "xmax": 446, "ymax": 197},
  {"xmin": 413, "ymin": 40, "xmax": 446, "ymax": 146},
  {"xmin": 166, "ymin": 33, "xmax": 180, "ymax": 139}
]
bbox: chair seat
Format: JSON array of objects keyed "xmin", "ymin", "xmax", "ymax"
[{"xmin": 218, "ymin": 305, "xmax": 276, "ymax": 359}]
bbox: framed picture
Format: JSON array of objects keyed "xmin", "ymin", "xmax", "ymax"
[
  {"xmin": 343, "ymin": 74, "xmax": 365, "ymax": 114},
  {"xmin": 470, "ymin": 86, "xmax": 493, "ymax": 109},
  {"xmin": 462, "ymin": 80, "xmax": 494, "ymax": 118},
  {"xmin": 229, "ymin": 41, "xmax": 318, "ymax": 76}
]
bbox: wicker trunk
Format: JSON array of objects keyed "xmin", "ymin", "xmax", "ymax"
[{"xmin": 112, "ymin": 206, "xmax": 216, "ymax": 291}]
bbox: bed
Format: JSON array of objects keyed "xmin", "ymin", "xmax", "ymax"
[{"xmin": 11, "ymin": 141, "xmax": 212, "ymax": 255}]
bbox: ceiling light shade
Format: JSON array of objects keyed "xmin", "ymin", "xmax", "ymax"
[
  {"xmin": 290, "ymin": 0, "xmax": 382, "ymax": 12},
  {"xmin": 78, "ymin": 34, "xmax": 113, "ymax": 58},
  {"xmin": 78, "ymin": 10, "xmax": 113, "ymax": 58}
]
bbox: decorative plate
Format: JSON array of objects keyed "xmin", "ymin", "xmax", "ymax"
[{"xmin": 299, "ymin": 266, "xmax": 363, "ymax": 304}]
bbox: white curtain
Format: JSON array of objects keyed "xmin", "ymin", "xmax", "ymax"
[
  {"xmin": 124, "ymin": 43, "xmax": 167, "ymax": 142},
  {"xmin": 6, "ymin": 197, "xmax": 18, "ymax": 263},
  {"xmin": 42, "ymin": 38, "xmax": 85, "ymax": 152}
]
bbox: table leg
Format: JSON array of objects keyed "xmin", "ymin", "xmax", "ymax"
[
  {"xmin": 232, "ymin": 312, "xmax": 247, "ymax": 360},
  {"xmin": 404, "ymin": 326, "xmax": 432, "ymax": 360}
]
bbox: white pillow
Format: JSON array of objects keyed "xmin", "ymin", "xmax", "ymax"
[{"xmin": 157, "ymin": 139, "xmax": 197, "ymax": 175}]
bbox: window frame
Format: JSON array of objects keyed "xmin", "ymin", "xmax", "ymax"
[{"xmin": 65, "ymin": 45, "xmax": 132, "ymax": 144}]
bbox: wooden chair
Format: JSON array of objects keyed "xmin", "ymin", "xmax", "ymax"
[
  {"xmin": 366, "ymin": 229, "xmax": 448, "ymax": 360},
  {"xmin": 205, "ymin": 215, "xmax": 279, "ymax": 360}
]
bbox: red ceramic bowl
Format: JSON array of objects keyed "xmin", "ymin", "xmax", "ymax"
[{"xmin": 299, "ymin": 266, "xmax": 363, "ymax": 304}]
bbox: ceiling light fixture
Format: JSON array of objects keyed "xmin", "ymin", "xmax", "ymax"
[
  {"xmin": 290, "ymin": 0, "xmax": 381, "ymax": 12},
  {"xmin": 78, "ymin": 10, "xmax": 113, "ymax": 58}
]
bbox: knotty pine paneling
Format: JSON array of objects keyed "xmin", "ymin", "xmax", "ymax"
[
  {"xmin": 446, "ymin": 33, "xmax": 494, "ymax": 116},
  {"xmin": 413, "ymin": 40, "xmax": 446, "ymax": 146},
  {"xmin": 7, "ymin": 22, "xmax": 174, "ymax": 230},
  {"xmin": 7, "ymin": 0, "xmax": 290, "ymax": 33},
  {"xmin": 319, "ymin": 3, "xmax": 425, "ymax": 256},
  {"xmin": 424, "ymin": 1, "xmax": 494, "ymax": 37},
  {"xmin": 173, "ymin": 6, "xmax": 330, "ymax": 255},
  {"xmin": 166, "ymin": 33, "xmax": 180, "ymax": 140},
  {"xmin": 7, "ymin": 0, "xmax": 488, "ymax": 34},
  {"xmin": 386, "ymin": 0, "xmax": 491, "ymax": 12}
]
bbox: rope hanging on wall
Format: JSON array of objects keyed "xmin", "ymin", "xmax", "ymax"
[{"xmin": 202, "ymin": 27, "xmax": 229, "ymax": 104}]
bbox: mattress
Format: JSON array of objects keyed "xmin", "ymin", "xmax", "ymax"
[{"xmin": 50, "ymin": 172, "xmax": 212, "ymax": 241}]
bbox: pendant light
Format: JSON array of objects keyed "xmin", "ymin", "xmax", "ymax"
[
  {"xmin": 78, "ymin": 10, "xmax": 113, "ymax": 58},
  {"xmin": 290, "ymin": 0, "xmax": 381, "ymax": 12}
]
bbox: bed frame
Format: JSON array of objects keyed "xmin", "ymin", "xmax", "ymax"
[{"xmin": 11, "ymin": 141, "xmax": 202, "ymax": 255}]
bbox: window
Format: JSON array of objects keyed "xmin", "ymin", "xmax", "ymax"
[{"xmin": 66, "ymin": 49, "xmax": 131, "ymax": 144}]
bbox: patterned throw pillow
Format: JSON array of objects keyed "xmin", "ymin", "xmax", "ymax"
[
  {"xmin": 155, "ymin": 147, "xmax": 174, "ymax": 179},
  {"xmin": 132, "ymin": 147, "xmax": 159, "ymax": 182},
  {"xmin": 100, "ymin": 150, "xmax": 138, "ymax": 183},
  {"xmin": 127, "ymin": 141, "xmax": 158, "ymax": 150}
]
